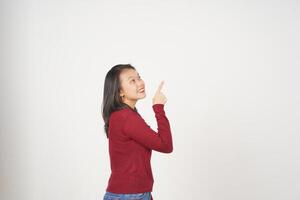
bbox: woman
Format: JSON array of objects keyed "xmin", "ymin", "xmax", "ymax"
[{"xmin": 101, "ymin": 64, "xmax": 173, "ymax": 200}]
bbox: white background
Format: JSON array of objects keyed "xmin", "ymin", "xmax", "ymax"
[{"xmin": 1, "ymin": 0, "xmax": 300, "ymax": 199}]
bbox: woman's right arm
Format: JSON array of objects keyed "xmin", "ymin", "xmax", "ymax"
[{"xmin": 122, "ymin": 104, "xmax": 173, "ymax": 153}]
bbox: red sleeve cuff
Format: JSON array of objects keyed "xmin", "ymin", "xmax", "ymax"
[{"xmin": 152, "ymin": 104, "xmax": 164, "ymax": 112}]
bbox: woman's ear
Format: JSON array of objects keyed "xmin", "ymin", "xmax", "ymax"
[{"xmin": 119, "ymin": 89, "xmax": 124, "ymax": 98}]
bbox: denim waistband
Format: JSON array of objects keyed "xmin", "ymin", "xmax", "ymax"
[{"xmin": 104, "ymin": 191, "xmax": 151, "ymax": 200}]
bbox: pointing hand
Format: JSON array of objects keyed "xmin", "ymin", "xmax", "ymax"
[{"xmin": 152, "ymin": 81, "xmax": 167, "ymax": 105}]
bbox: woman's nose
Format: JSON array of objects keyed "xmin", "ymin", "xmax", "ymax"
[{"xmin": 137, "ymin": 79, "xmax": 144, "ymax": 86}]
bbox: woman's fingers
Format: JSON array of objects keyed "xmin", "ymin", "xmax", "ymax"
[{"xmin": 153, "ymin": 81, "xmax": 167, "ymax": 105}]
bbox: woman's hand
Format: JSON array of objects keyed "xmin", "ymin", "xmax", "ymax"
[{"xmin": 152, "ymin": 80, "xmax": 167, "ymax": 105}]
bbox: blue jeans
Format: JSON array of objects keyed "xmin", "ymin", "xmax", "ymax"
[{"xmin": 103, "ymin": 191, "xmax": 152, "ymax": 200}]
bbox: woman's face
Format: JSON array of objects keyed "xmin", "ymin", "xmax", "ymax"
[{"xmin": 119, "ymin": 69, "xmax": 146, "ymax": 102}]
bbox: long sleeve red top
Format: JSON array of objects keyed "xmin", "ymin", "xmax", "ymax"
[{"xmin": 105, "ymin": 104, "xmax": 173, "ymax": 198}]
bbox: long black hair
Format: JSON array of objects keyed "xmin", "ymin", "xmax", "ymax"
[{"xmin": 101, "ymin": 64, "xmax": 139, "ymax": 138}]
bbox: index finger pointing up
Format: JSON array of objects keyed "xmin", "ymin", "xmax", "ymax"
[{"xmin": 156, "ymin": 80, "xmax": 164, "ymax": 93}]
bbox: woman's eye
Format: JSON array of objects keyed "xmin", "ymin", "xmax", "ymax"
[{"xmin": 131, "ymin": 77, "xmax": 141, "ymax": 83}]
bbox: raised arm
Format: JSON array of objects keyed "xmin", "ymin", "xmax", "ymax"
[{"xmin": 122, "ymin": 104, "xmax": 173, "ymax": 153}]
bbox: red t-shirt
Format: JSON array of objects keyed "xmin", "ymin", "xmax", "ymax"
[{"xmin": 105, "ymin": 104, "xmax": 173, "ymax": 198}]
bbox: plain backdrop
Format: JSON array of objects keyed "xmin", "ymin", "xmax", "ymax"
[{"xmin": 1, "ymin": 0, "xmax": 300, "ymax": 200}]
